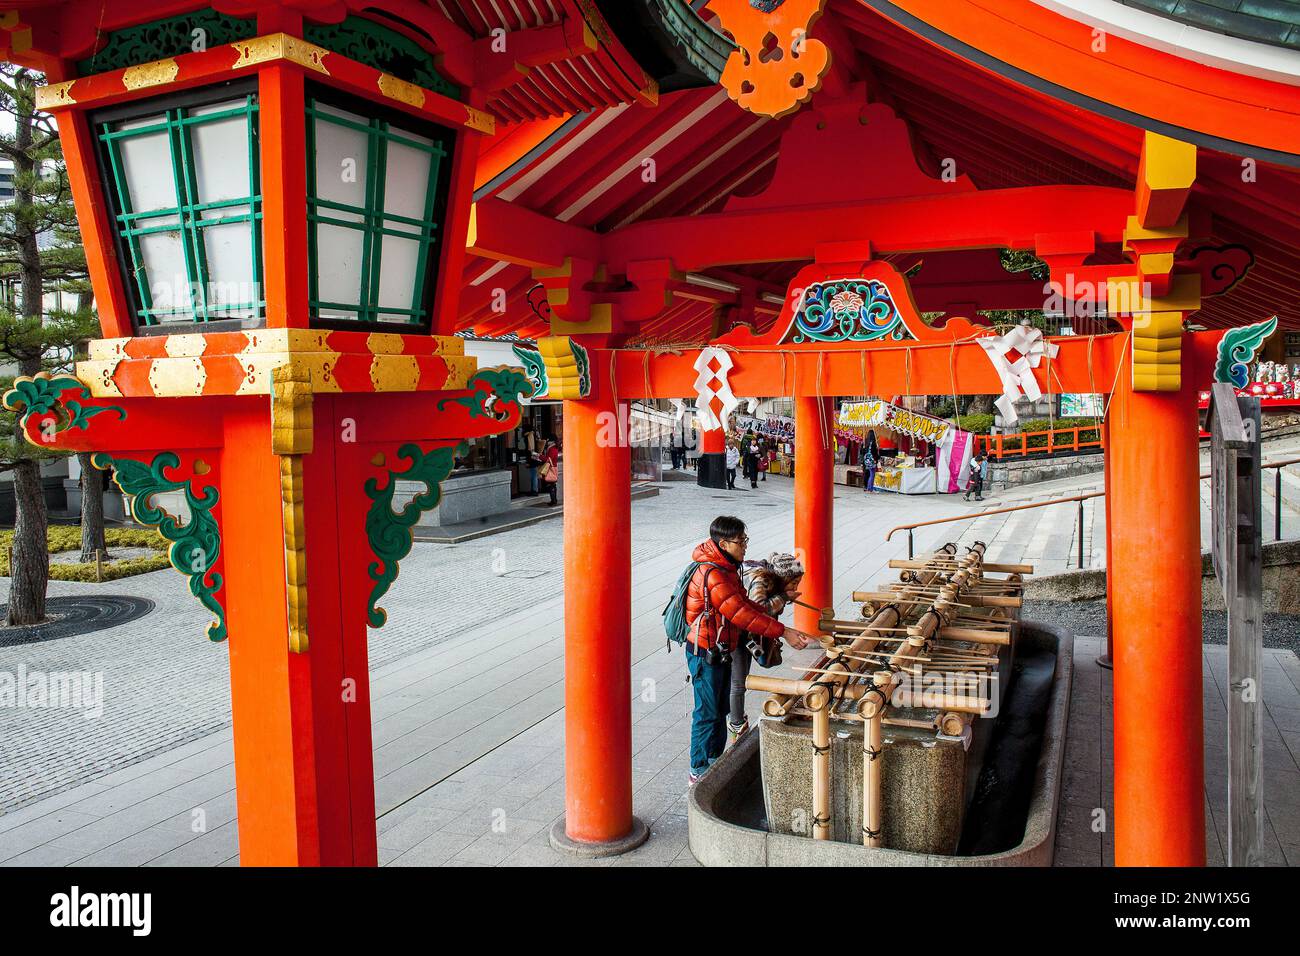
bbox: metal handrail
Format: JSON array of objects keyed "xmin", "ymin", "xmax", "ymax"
[{"xmin": 884, "ymin": 455, "xmax": 1300, "ymax": 561}]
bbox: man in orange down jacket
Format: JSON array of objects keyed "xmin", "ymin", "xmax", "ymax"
[{"xmin": 684, "ymin": 515, "xmax": 815, "ymax": 783}]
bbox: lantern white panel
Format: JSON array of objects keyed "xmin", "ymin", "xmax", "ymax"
[
  {"xmin": 313, "ymin": 105, "xmax": 370, "ymax": 210},
  {"xmin": 117, "ymin": 123, "xmax": 177, "ymax": 215},
  {"xmin": 377, "ymin": 235, "xmax": 421, "ymax": 315},
  {"xmin": 137, "ymin": 230, "xmax": 192, "ymax": 318},
  {"xmin": 190, "ymin": 103, "xmax": 253, "ymax": 207},
  {"xmin": 201, "ymin": 221, "xmax": 256, "ymax": 316},
  {"xmin": 315, "ymin": 223, "xmax": 364, "ymax": 312},
  {"xmin": 383, "ymin": 138, "xmax": 433, "ymax": 232}
]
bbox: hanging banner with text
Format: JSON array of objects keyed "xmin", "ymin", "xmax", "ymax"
[{"xmin": 836, "ymin": 399, "xmax": 954, "ymax": 447}]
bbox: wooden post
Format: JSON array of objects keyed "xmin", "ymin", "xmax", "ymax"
[
  {"xmin": 860, "ymin": 671, "xmax": 891, "ymax": 848},
  {"xmin": 1108, "ymin": 361, "xmax": 1205, "ymax": 866},
  {"xmin": 220, "ymin": 401, "xmax": 378, "ymax": 866},
  {"xmin": 794, "ymin": 397, "xmax": 834, "ymax": 635},
  {"xmin": 1099, "ymin": 414, "xmax": 1114, "ymax": 669},
  {"xmin": 1208, "ymin": 383, "xmax": 1264, "ymax": 866},
  {"xmin": 808, "ymin": 684, "xmax": 832, "ymax": 840},
  {"xmin": 697, "ymin": 426, "xmax": 727, "ymax": 489},
  {"xmin": 552, "ymin": 355, "xmax": 648, "ymax": 855}
]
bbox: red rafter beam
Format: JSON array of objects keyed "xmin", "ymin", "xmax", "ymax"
[{"xmin": 602, "ymin": 185, "xmax": 1133, "ymax": 271}]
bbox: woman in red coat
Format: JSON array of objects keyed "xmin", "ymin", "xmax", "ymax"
[
  {"xmin": 683, "ymin": 515, "xmax": 815, "ymax": 782},
  {"xmin": 538, "ymin": 436, "xmax": 561, "ymax": 506}
]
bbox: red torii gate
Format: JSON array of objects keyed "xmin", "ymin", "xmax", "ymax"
[{"xmin": 545, "ymin": 284, "xmax": 1220, "ymax": 865}]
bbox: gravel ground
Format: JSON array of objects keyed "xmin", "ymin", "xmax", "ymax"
[{"xmin": 1023, "ymin": 599, "xmax": 1300, "ymax": 657}]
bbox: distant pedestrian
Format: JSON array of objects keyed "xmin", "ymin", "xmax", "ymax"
[
  {"xmin": 964, "ymin": 452, "xmax": 985, "ymax": 501},
  {"xmin": 862, "ymin": 429, "xmax": 880, "ymax": 493},
  {"xmin": 725, "ymin": 443, "xmax": 740, "ymax": 490},
  {"xmin": 539, "ymin": 436, "xmax": 561, "ymax": 505},
  {"xmin": 521, "ymin": 422, "xmax": 540, "ymax": 494},
  {"xmin": 742, "ymin": 431, "xmax": 759, "ymax": 489}
]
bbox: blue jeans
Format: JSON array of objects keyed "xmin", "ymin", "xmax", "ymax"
[{"xmin": 686, "ymin": 648, "xmax": 731, "ymax": 776}]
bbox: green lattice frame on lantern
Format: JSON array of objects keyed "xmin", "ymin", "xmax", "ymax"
[
  {"xmin": 97, "ymin": 89, "xmax": 264, "ymax": 327},
  {"xmin": 305, "ymin": 92, "xmax": 452, "ymax": 331}
]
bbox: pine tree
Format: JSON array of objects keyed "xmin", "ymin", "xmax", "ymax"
[{"xmin": 0, "ymin": 65, "xmax": 99, "ymax": 624}]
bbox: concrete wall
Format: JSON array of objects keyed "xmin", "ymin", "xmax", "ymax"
[
  {"xmin": 987, "ymin": 451, "xmax": 1103, "ymax": 491},
  {"xmin": 1023, "ymin": 539, "xmax": 1300, "ymax": 614},
  {"xmin": 393, "ymin": 469, "xmax": 514, "ymax": 527}
]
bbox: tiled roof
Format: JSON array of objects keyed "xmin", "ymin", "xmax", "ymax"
[{"xmin": 1116, "ymin": 0, "xmax": 1300, "ymax": 50}]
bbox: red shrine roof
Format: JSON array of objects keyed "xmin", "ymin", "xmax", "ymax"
[
  {"xmin": 459, "ymin": 0, "xmax": 1300, "ymax": 343},
  {"xmin": 2, "ymin": 1, "xmax": 1297, "ymax": 343}
]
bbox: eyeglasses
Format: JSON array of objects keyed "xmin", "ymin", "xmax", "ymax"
[{"xmin": 726, "ymin": 535, "xmax": 750, "ymax": 545}]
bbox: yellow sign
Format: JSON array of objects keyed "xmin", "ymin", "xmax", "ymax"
[{"xmin": 837, "ymin": 400, "xmax": 952, "ymax": 445}]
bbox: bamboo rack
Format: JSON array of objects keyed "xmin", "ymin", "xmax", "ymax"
[{"xmin": 745, "ymin": 541, "xmax": 1034, "ymax": 849}]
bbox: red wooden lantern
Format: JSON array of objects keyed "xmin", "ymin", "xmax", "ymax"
[{"xmin": 2, "ymin": 2, "xmax": 529, "ymax": 865}]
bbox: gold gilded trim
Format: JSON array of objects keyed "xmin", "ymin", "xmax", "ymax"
[
  {"xmin": 280, "ymin": 454, "xmax": 309, "ymax": 654},
  {"xmin": 231, "ymin": 33, "xmax": 330, "ymax": 75},
  {"xmin": 441, "ymin": 355, "xmax": 476, "ymax": 390},
  {"xmin": 366, "ymin": 332, "xmax": 406, "ymax": 355},
  {"xmin": 464, "ymin": 105, "xmax": 496, "ymax": 135},
  {"xmin": 122, "ymin": 59, "xmax": 180, "ymax": 91},
  {"xmin": 77, "ymin": 359, "xmax": 124, "ymax": 398},
  {"xmin": 148, "ymin": 357, "xmax": 207, "ymax": 396},
  {"xmin": 272, "ymin": 365, "xmax": 312, "ymax": 654},
  {"xmin": 377, "ymin": 73, "xmax": 425, "ymax": 109},
  {"xmin": 86, "ymin": 338, "xmax": 131, "ymax": 361},
  {"xmin": 163, "ymin": 333, "xmax": 207, "ymax": 358},
  {"xmin": 271, "ymin": 362, "xmax": 314, "ymax": 456},
  {"xmin": 369, "ymin": 354, "xmax": 421, "ymax": 391},
  {"xmin": 35, "ymin": 80, "xmax": 76, "ymax": 110}
]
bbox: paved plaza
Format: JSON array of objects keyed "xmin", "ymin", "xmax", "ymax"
[{"xmin": 1, "ymin": 442, "xmax": 1298, "ymax": 866}]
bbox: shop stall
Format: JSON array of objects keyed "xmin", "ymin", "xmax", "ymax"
[
  {"xmin": 835, "ymin": 400, "xmax": 974, "ymax": 494},
  {"xmin": 731, "ymin": 413, "xmax": 795, "ymax": 475}
]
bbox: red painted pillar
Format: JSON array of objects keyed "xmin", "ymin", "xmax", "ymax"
[
  {"xmin": 794, "ymin": 397, "xmax": 834, "ymax": 636},
  {"xmin": 553, "ymin": 358, "xmax": 647, "ymax": 854},
  {"xmin": 221, "ymin": 400, "xmax": 377, "ymax": 866},
  {"xmin": 1100, "ymin": 415, "xmax": 1114, "ymax": 668},
  {"xmin": 1108, "ymin": 360, "xmax": 1205, "ymax": 866}
]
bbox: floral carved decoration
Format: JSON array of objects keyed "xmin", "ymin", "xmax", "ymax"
[
  {"xmin": 436, "ymin": 366, "xmax": 533, "ymax": 421},
  {"xmin": 793, "ymin": 279, "xmax": 904, "ymax": 343},
  {"xmin": 3, "ymin": 372, "xmax": 125, "ymax": 444},
  {"xmin": 364, "ymin": 441, "xmax": 466, "ymax": 627},
  {"xmin": 93, "ymin": 451, "xmax": 226, "ymax": 642}
]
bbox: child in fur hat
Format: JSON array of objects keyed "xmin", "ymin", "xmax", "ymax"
[{"xmin": 727, "ymin": 552, "xmax": 805, "ymax": 742}]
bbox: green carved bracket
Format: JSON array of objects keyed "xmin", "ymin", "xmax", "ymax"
[
  {"xmin": 1214, "ymin": 316, "xmax": 1277, "ymax": 389},
  {"xmin": 511, "ymin": 344, "xmax": 548, "ymax": 399},
  {"xmin": 436, "ymin": 367, "xmax": 534, "ymax": 421},
  {"xmin": 93, "ymin": 451, "xmax": 226, "ymax": 643},
  {"xmin": 3, "ymin": 373, "xmax": 126, "ymax": 447},
  {"xmin": 364, "ymin": 441, "xmax": 467, "ymax": 627}
]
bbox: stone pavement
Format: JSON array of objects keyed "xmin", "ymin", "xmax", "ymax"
[
  {"xmin": 0, "ymin": 454, "xmax": 1297, "ymax": 865},
  {"xmin": 1056, "ymin": 638, "xmax": 1300, "ymax": 866}
]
